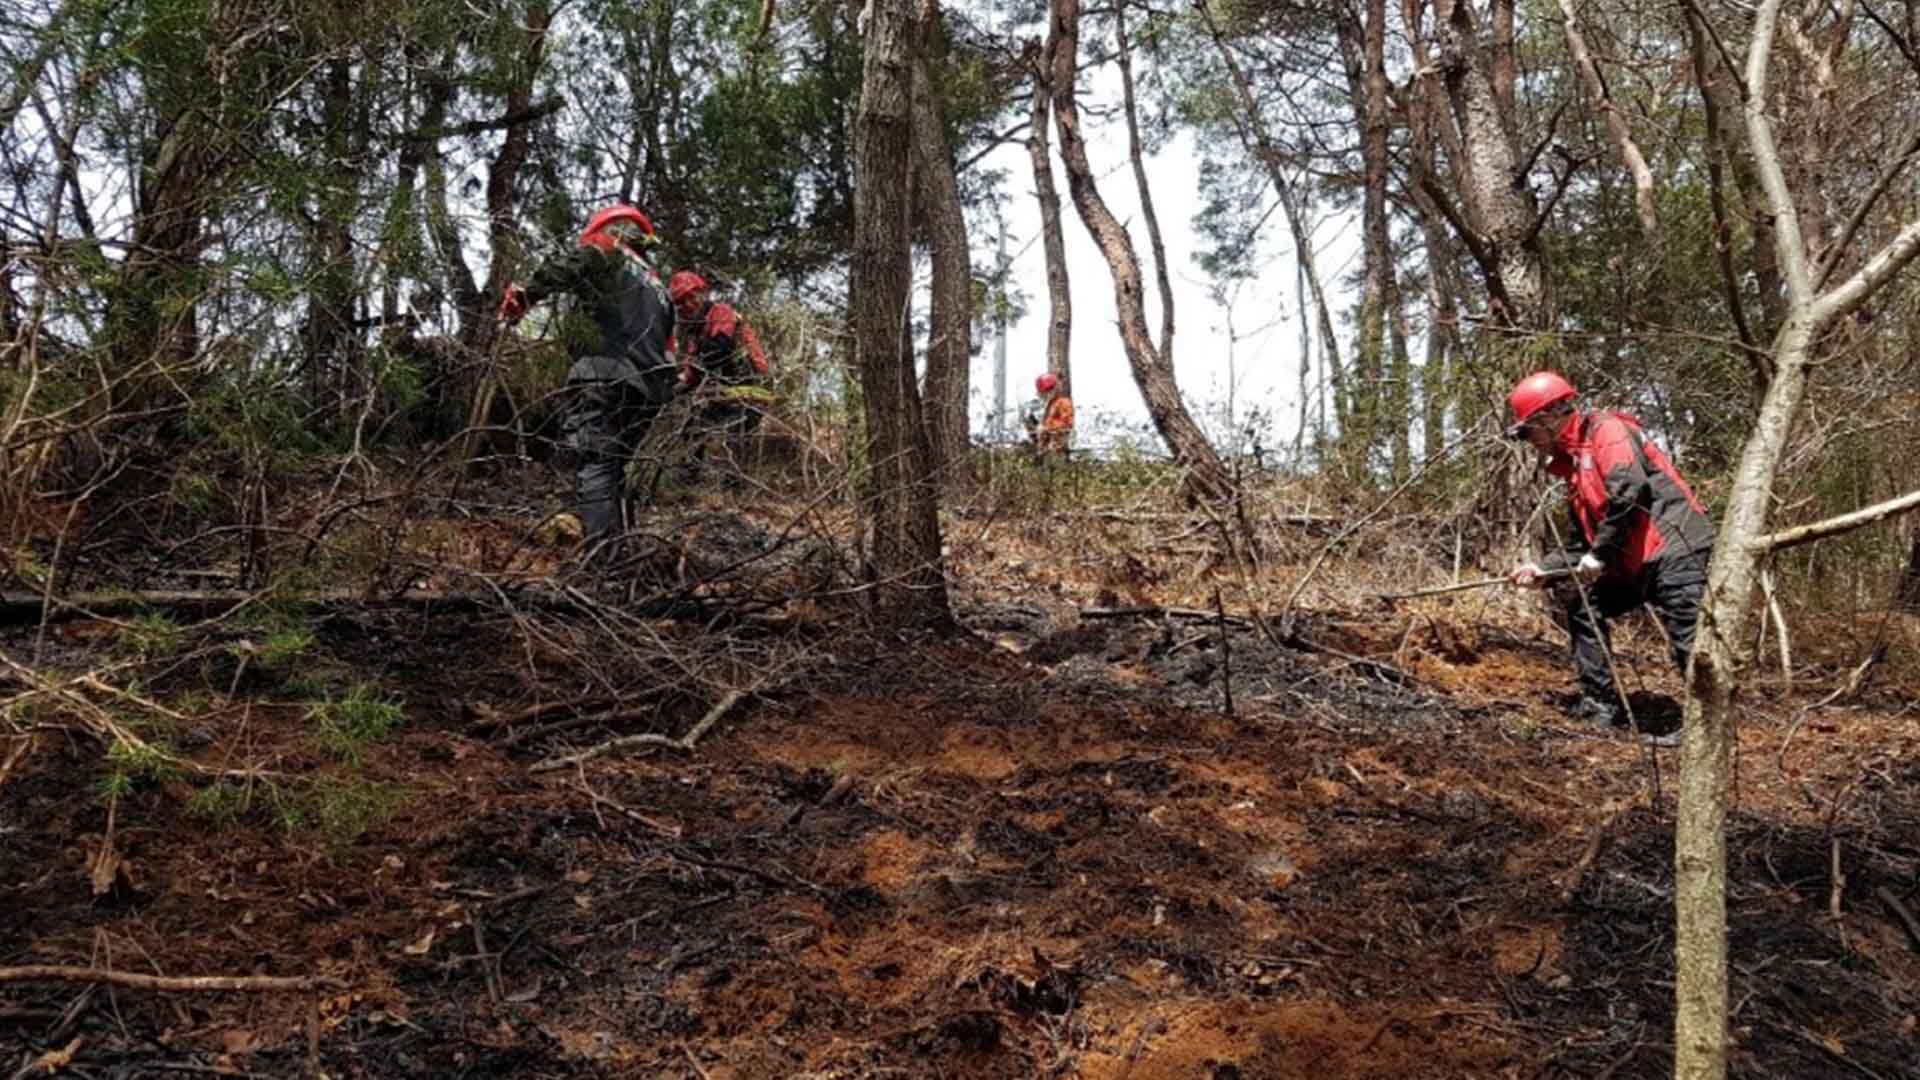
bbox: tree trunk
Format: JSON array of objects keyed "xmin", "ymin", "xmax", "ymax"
[
  {"xmin": 1337, "ymin": 0, "xmax": 1400, "ymax": 474},
  {"xmin": 1112, "ymin": 7, "xmax": 1172, "ymax": 365},
  {"xmin": 853, "ymin": 0, "xmax": 953, "ymax": 628},
  {"xmin": 1683, "ymin": 2, "xmax": 1777, "ymax": 391},
  {"xmin": 909, "ymin": 48, "xmax": 972, "ymax": 491},
  {"xmin": 304, "ymin": 56, "xmax": 361, "ymax": 425},
  {"xmin": 1197, "ymin": 8, "xmax": 1344, "ymax": 445},
  {"xmin": 1675, "ymin": 4, "xmax": 1920, "ymax": 1075},
  {"xmin": 459, "ymin": 2, "xmax": 551, "ymax": 449},
  {"xmin": 1419, "ymin": 0, "xmax": 1551, "ymax": 330},
  {"xmin": 1899, "ymin": 531, "xmax": 1920, "ymax": 610},
  {"xmin": 1556, "ymin": 0, "xmax": 1657, "ymax": 238},
  {"xmin": 1026, "ymin": 41, "xmax": 1072, "ymax": 394},
  {"xmin": 1048, "ymin": 0, "xmax": 1220, "ymax": 503}
]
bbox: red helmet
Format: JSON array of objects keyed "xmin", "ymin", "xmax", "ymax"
[
  {"xmin": 580, "ymin": 204, "xmax": 655, "ymax": 247},
  {"xmin": 1036, "ymin": 372, "xmax": 1059, "ymax": 394},
  {"xmin": 1506, "ymin": 371, "xmax": 1576, "ymax": 438},
  {"xmin": 669, "ymin": 271, "xmax": 708, "ymax": 304}
]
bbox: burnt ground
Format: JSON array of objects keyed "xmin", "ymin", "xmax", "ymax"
[{"xmin": 3, "ymin": 499, "xmax": 1919, "ymax": 1079}]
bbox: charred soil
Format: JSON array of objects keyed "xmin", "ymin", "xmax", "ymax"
[{"xmin": 3, "ymin": 502, "xmax": 1918, "ymax": 1079}]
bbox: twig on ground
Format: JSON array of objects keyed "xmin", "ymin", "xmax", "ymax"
[
  {"xmin": 468, "ymin": 695, "xmax": 613, "ymax": 733},
  {"xmin": 0, "ymin": 966, "xmax": 343, "ymax": 993},
  {"xmin": 529, "ymin": 689, "xmax": 747, "ymax": 773},
  {"xmin": 1557, "ymin": 801, "xmax": 1628, "ymax": 906}
]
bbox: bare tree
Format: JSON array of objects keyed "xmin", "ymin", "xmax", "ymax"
[
  {"xmin": 853, "ymin": 0, "xmax": 953, "ymax": 628},
  {"xmin": 1673, "ymin": 3, "xmax": 1920, "ymax": 1076},
  {"xmin": 1048, "ymin": 0, "xmax": 1229, "ymax": 500}
]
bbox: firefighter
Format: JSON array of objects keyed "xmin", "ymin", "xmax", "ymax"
[
  {"xmin": 669, "ymin": 270, "xmax": 770, "ymax": 485},
  {"xmin": 1504, "ymin": 371, "xmax": 1715, "ymax": 736},
  {"xmin": 1023, "ymin": 372, "xmax": 1074, "ymax": 458},
  {"xmin": 498, "ymin": 204, "xmax": 676, "ymax": 550}
]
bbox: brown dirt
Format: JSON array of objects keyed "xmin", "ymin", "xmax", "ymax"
[{"xmin": 4, "ymin": 511, "xmax": 1919, "ymax": 1079}]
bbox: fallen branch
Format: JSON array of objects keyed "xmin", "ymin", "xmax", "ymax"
[
  {"xmin": 1877, "ymin": 886, "xmax": 1920, "ymax": 954},
  {"xmin": 1557, "ymin": 801, "xmax": 1628, "ymax": 906},
  {"xmin": 1277, "ymin": 630, "xmax": 1421, "ymax": 688},
  {"xmin": 0, "ymin": 586, "xmax": 717, "ymax": 625},
  {"xmin": 0, "ymin": 966, "xmax": 343, "ymax": 993},
  {"xmin": 1080, "ymin": 606, "xmax": 1252, "ymax": 628},
  {"xmin": 468, "ymin": 695, "xmax": 614, "ymax": 734},
  {"xmin": 530, "ymin": 689, "xmax": 747, "ymax": 773}
]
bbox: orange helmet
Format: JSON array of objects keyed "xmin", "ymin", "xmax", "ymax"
[
  {"xmin": 1506, "ymin": 371, "xmax": 1576, "ymax": 438},
  {"xmin": 669, "ymin": 271, "xmax": 708, "ymax": 304},
  {"xmin": 580, "ymin": 204, "xmax": 655, "ymax": 248},
  {"xmin": 1036, "ymin": 372, "xmax": 1059, "ymax": 394}
]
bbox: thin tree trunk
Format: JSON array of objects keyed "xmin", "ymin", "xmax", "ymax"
[
  {"xmin": 1557, "ymin": 0, "xmax": 1658, "ymax": 238},
  {"xmin": 1899, "ymin": 532, "xmax": 1920, "ymax": 610},
  {"xmin": 1675, "ymin": 5, "xmax": 1920, "ymax": 1075},
  {"xmin": 1337, "ymin": 0, "xmax": 1398, "ymax": 472},
  {"xmin": 1049, "ymin": 0, "xmax": 1228, "ymax": 502},
  {"xmin": 910, "ymin": 47, "xmax": 972, "ymax": 490},
  {"xmin": 853, "ymin": 0, "xmax": 952, "ymax": 628},
  {"xmin": 1026, "ymin": 41, "xmax": 1072, "ymax": 392},
  {"xmin": 1195, "ymin": 1, "xmax": 1345, "ymax": 441},
  {"xmin": 1113, "ymin": 5, "xmax": 1173, "ymax": 365}
]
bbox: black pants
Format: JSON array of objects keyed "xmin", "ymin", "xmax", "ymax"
[
  {"xmin": 562, "ymin": 356, "xmax": 667, "ymax": 543},
  {"xmin": 1558, "ymin": 552, "xmax": 1709, "ymax": 704}
]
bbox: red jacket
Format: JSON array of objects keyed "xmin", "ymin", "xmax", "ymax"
[
  {"xmin": 1542, "ymin": 411, "xmax": 1714, "ymax": 578},
  {"xmin": 676, "ymin": 300, "xmax": 769, "ymax": 388}
]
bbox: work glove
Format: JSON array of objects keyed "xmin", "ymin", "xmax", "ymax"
[
  {"xmin": 1572, "ymin": 552, "xmax": 1605, "ymax": 584},
  {"xmin": 1508, "ymin": 562, "xmax": 1547, "ymax": 589},
  {"xmin": 496, "ymin": 283, "xmax": 528, "ymax": 325}
]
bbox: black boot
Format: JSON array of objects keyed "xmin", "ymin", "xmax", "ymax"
[{"xmin": 1568, "ymin": 695, "xmax": 1624, "ymax": 728}]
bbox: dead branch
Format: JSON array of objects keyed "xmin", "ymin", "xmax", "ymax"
[
  {"xmin": 0, "ymin": 586, "xmax": 731, "ymax": 625},
  {"xmin": 0, "ymin": 966, "xmax": 343, "ymax": 993},
  {"xmin": 1080, "ymin": 605, "xmax": 1252, "ymax": 628},
  {"xmin": 467, "ymin": 695, "xmax": 614, "ymax": 733},
  {"xmin": 1557, "ymin": 801, "xmax": 1628, "ymax": 906},
  {"xmin": 529, "ymin": 689, "xmax": 747, "ymax": 773},
  {"xmin": 1877, "ymin": 886, "xmax": 1920, "ymax": 954},
  {"xmin": 1753, "ymin": 485, "xmax": 1920, "ymax": 553}
]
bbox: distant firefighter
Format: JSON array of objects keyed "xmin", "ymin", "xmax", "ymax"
[{"xmin": 1023, "ymin": 372, "xmax": 1074, "ymax": 458}]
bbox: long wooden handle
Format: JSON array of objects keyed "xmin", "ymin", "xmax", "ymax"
[{"xmin": 1373, "ymin": 568, "xmax": 1571, "ymax": 601}]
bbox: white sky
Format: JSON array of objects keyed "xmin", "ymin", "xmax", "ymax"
[{"xmin": 967, "ymin": 107, "xmax": 1361, "ymax": 457}]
